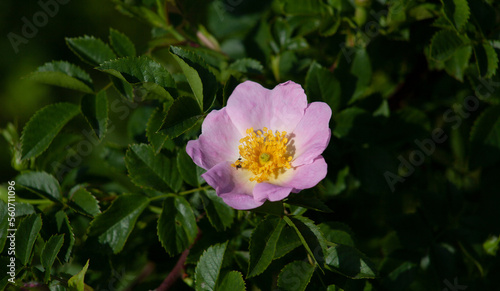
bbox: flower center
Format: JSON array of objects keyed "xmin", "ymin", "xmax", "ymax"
[{"xmin": 232, "ymin": 127, "xmax": 292, "ymax": 183}]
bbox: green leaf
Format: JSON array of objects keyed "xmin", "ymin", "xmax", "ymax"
[
  {"xmin": 444, "ymin": 45, "xmax": 472, "ymax": 81},
  {"xmin": 177, "ymin": 146, "xmax": 201, "ymax": 187},
  {"xmin": 228, "ymin": 58, "xmax": 264, "ymax": 75},
  {"xmin": 280, "ymin": 0, "xmax": 330, "ymax": 16},
  {"xmin": 158, "ymin": 96, "xmax": 203, "ymax": 138},
  {"xmin": 470, "ymin": 105, "xmax": 500, "ymax": 168},
  {"xmin": 136, "ymin": 82, "xmax": 176, "ymax": 102},
  {"xmin": 286, "ymin": 191, "xmax": 332, "ymax": 213},
  {"xmin": 51, "ymin": 211, "xmax": 75, "ymax": 263},
  {"xmin": 222, "ymin": 75, "xmax": 238, "ymax": 107},
  {"xmin": 21, "ymin": 103, "xmax": 80, "ymax": 159},
  {"xmin": 202, "ymin": 190, "xmax": 234, "ymax": 232},
  {"xmin": 170, "ymin": 46, "xmax": 217, "ymax": 111},
  {"xmin": 274, "ymin": 223, "xmax": 302, "ymax": 259},
  {"xmin": 48, "ymin": 280, "xmax": 69, "ymax": 291},
  {"xmin": 66, "ymin": 35, "xmax": 117, "ymax": 66},
  {"xmin": 441, "ymin": 0, "xmax": 470, "ymax": 30},
  {"xmin": 146, "ymin": 107, "xmax": 169, "ymax": 154},
  {"xmin": 109, "ymin": 28, "xmax": 136, "ymax": 57},
  {"xmin": 195, "ymin": 242, "xmax": 228, "ymax": 291},
  {"xmin": 319, "ymin": 222, "xmax": 356, "ymax": 247},
  {"xmin": 430, "ymin": 29, "xmax": 466, "ymax": 61},
  {"xmin": 16, "ymin": 171, "xmax": 61, "ymax": 202},
  {"xmin": 88, "ymin": 194, "xmax": 149, "ymax": 254},
  {"xmin": 98, "ymin": 56, "xmax": 177, "ymax": 98},
  {"xmin": 68, "ymin": 186, "xmax": 101, "ymax": 217},
  {"xmin": 333, "ymin": 107, "xmax": 370, "ymax": 140},
  {"xmin": 41, "ymin": 234, "xmax": 64, "ymax": 282},
  {"xmin": 305, "ymin": 62, "xmax": 342, "ymax": 114},
  {"xmin": 25, "ymin": 61, "xmax": 94, "ymax": 93},
  {"xmin": 111, "ymin": 75, "xmax": 134, "ymax": 100},
  {"xmin": 247, "ymin": 216, "xmax": 286, "ymax": 277},
  {"xmin": 125, "ymin": 144, "xmax": 183, "ymax": 192},
  {"xmin": 277, "ymin": 261, "xmax": 315, "ymax": 291},
  {"xmin": 483, "ymin": 235, "xmax": 500, "ymax": 256},
  {"xmin": 68, "ymin": 259, "xmax": 89, "ymax": 291},
  {"xmin": 112, "ymin": 1, "xmax": 166, "ymax": 28},
  {"xmin": 474, "ymin": 42, "xmax": 499, "ymax": 78},
  {"xmin": 81, "ymin": 91, "xmax": 108, "ymax": 140},
  {"xmin": 157, "ymin": 196, "xmax": 198, "ymax": 255},
  {"xmin": 284, "ymin": 216, "xmax": 327, "ymax": 266},
  {"xmin": 350, "ymin": 48, "xmax": 372, "ymax": 102},
  {"xmin": 325, "ymin": 244, "xmax": 377, "ymax": 279},
  {"xmin": 16, "ymin": 214, "xmax": 42, "ymax": 265},
  {"xmin": 13, "ymin": 202, "xmax": 36, "ymax": 217},
  {"xmin": 217, "ymin": 271, "xmax": 246, "ymax": 291},
  {"xmin": 127, "ymin": 106, "xmax": 154, "ymax": 143}
]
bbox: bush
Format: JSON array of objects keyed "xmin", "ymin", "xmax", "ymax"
[{"xmin": 1, "ymin": 0, "xmax": 500, "ymax": 290}]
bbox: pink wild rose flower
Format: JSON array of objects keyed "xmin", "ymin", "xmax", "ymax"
[{"xmin": 186, "ymin": 80, "xmax": 331, "ymax": 210}]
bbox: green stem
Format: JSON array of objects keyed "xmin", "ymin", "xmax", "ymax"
[
  {"xmin": 99, "ymin": 82, "xmax": 113, "ymax": 93},
  {"xmin": 149, "ymin": 185, "xmax": 212, "ymax": 201},
  {"xmin": 16, "ymin": 198, "xmax": 53, "ymax": 205}
]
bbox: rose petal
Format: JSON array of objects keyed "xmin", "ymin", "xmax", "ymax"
[
  {"xmin": 291, "ymin": 102, "xmax": 332, "ymax": 167},
  {"xmin": 277, "ymin": 156, "xmax": 328, "ymax": 191},
  {"xmin": 253, "ymin": 183, "xmax": 293, "ymax": 203},
  {"xmin": 219, "ymin": 193, "xmax": 264, "ymax": 210},
  {"xmin": 201, "ymin": 161, "xmax": 261, "ymax": 210},
  {"xmin": 226, "ymin": 81, "xmax": 308, "ymax": 134},
  {"xmin": 268, "ymin": 81, "xmax": 309, "ymax": 132},
  {"xmin": 186, "ymin": 108, "xmax": 241, "ymax": 170}
]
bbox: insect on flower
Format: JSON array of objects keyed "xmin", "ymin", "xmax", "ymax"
[{"xmin": 186, "ymin": 80, "xmax": 331, "ymax": 210}]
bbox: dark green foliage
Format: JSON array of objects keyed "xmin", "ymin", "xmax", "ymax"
[{"xmin": 2, "ymin": 0, "xmax": 500, "ymax": 290}]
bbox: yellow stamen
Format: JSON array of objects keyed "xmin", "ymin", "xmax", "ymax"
[{"xmin": 231, "ymin": 127, "xmax": 292, "ymax": 182}]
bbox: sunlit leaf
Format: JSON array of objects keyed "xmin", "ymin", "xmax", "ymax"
[
  {"xmin": 109, "ymin": 28, "xmax": 136, "ymax": 57},
  {"xmin": 68, "ymin": 259, "xmax": 90, "ymax": 291},
  {"xmin": 16, "ymin": 171, "xmax": 61, "ymax": 202},
  {"xmin": 217, "ymin": 271, "xmax": 246, "ymax": 291},
  {"xmin": 24, "ymin": 61, "xmax": 94, "ymax": 93},
  {"xmin": 441, "ymin": 0, "xmax": 470, "ymax": 30},
  {"xmin": 66, "ymin": 35, "xmax": 117, "ymax": 66},
  {"xmin": 430, "ymin": 29, "xmax": 466, "ymax": 61},
  {"xmin": 21, "ymin": 103, "xmax": 80, "ymax": 159},
  {"xmin": 98, "ymin": 56, "xmax": 177, "ymax": 98},
  {"xmin": 170, "ymin": 46, "xmax": 217, "ymax": 111},
  {"xmin": 195, "ymin": 242, "xmax": 228, "ymax": 291}
]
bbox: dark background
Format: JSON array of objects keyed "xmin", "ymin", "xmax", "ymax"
[{"xmin": 0, "ymin": 0, "xmax": 151, "ymax": 180}]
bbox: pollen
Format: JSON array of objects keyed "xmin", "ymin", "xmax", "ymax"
[{"xmin": 231, "ymin": 127, "xmax": 292, "ymax": 182}]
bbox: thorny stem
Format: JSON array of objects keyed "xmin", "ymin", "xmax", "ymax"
[{"xmin": 156, "ymin": 230, "xmax": 202, "ymax": 291}]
